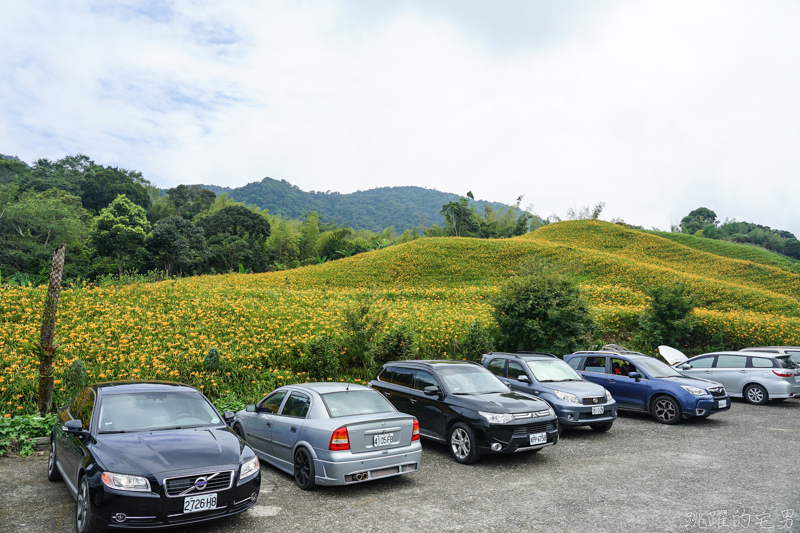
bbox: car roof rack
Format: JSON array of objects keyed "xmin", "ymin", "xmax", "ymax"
[
  {"xmin": 483, "ymin": 351, "xmax": 559, "ymax": 359},
  {"xmin": 572, "ymin": 350, "xmax": 647, "ymax": 356}
]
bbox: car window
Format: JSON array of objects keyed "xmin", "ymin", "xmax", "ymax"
[
  {"xmin": 611, "ymin": 358, "xmax": 637, "ymax": 376},
  {"xmin": 78, "ymin": 389, "xmax": 96, "ymax": 429},
  {"xmin": 487, "ymin": 359, "xmax": 506, "ymax": 376},
  {"xmin": 97, "ymin": 391, "xmax": 221, "ymax": 433},
  {"xmin": 584, "ymin": 357, "xmax": 607, "ymax": 373},
  {"xmin": 259, "ymin": 391, "xmax": 288, "ymax": 413},
  {"xmin": 414, "ymin": 370, "xmax": 439, "ymax": 391},
  {"xmin": 376, "ymin": 366, "xmax": 395, "ymax": 382},
  {"xmin": 566, "ymin": 357, "xmax": 581, "ymax": 369},
  {"xmin": 69, "ymin": 388, "xmax": 92, "ymax": 421},
  {"xmin": 688, "ymin": 356, "xmax": 714, "ymax": 368},
  {"xmin": 507, "ymin": 362, "xmax": 527, "ymax": 380},
  {"xmin": 716, "ymin": 355, "xmax": 747, "ymax": 368},
  {"xmin": 437, "ymin": 365, "xmax": 507, "ymax": 394},
  {"xmin": 750, "ymin": 357, "xmax": 773, "ymax": 368},
  {"xmin": 527, "ymin": 360, "xmax": 583, "ymax": 382},
  {"xmin": 776, "ymin": 356, "xmax": 797, "ymax": 369},
  {"xmin": 280, "ymin": 392, "xmax": 311, "ymax": 418},
  {"xmin": 322, "ymin": 390, "xmax": 396, "ymax": 418},
  {"xmin": 391, "ymin": 367, "xmax": 414, "ymax": 388}
]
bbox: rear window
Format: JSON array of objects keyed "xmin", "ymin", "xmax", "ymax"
[
  {"xmin": 777, "ymin": 356, "xmax": 797, "ymax": 369},
  {"xmin": 376, "ymin": 366, "xmax": 395, "ymax": 382},
  {"xmin": 321, "ymin": 391, "xmax": 396, "ymax": 418},
  {"xmin": 391, "ymin": 367, "xmax": 414, "ymax": 388}
]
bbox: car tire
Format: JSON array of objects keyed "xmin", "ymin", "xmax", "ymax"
[
  {"xmin": 293, "ymin": 447, "xmax": 316, "ymax": 490},
  {"xmin": 652, "ymin": 395, "xmax": 682, "ymax": 425},
  {"xmin": 590, "ymin": 421, "xmax": 613, "ymax": 432},
  {"xmin": 76, "ymin": 476, "xmax": 104, "ymax": 533},
  {"xmin": 448, "ymin": 422, "xmax": 481, "ymax": 464},
  {"xmin": 47, "ymin": 439, "xmax": 62, "ymax": 482},
  {"xmin": 234, "ymin": 423, "xmax": 247, "ymax": 442},
  {"xmin": 744, "ymin": 384, "xmax": 768, "ymax": 405}
]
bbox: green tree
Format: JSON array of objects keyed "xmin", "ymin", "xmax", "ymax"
[
  {"xmin": 340, "ymin": 296, "xmax": 387, "ymax": 369},
  {"xmin": 197, "ymin": 205, "xmax": 271, "ymax": 272},
  {"xmin": 89, "ymin": 194, "xmax": 151, "ymax": 276},
  {"xmin": 635, "ymin": 282, "xmax": 696, "ymax": 350},
  {"xmin": 167, "ymin": 184, "xmax": 216, "ymax": 220},
  {"xmin": 491, "ymin": 259, "xmax": 596, "ymax": 355},
  {"xmin": 680, "ymin": 207, "xmax": 717, "ymax": 235},
  {"xmin": 440, "ymin": 195, "xmax": 479, "ymax": 237},
  {"xmin": 145, "ymin": 216, "xmax": 208, "ymax": 276}
]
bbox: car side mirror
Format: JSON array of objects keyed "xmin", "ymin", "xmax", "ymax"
[
  {"xmin": 678, "ymin": 363, "xmax": 692, "ymax": 370},
  {"xmin": 423, "ymin": 386, "xmax": 441, "ymax": 397},
  {"xmin": 223, "ymin": 411, "xmax": 235, "ymax": 423},
  {"xmin": 63, "ymin": 419, "xmax": 89, "ymax": 437},
  {"xmin": 628, "ymin": 372, "xmax": 640, "ymax": 382},
  {"xmin": 245, "ymin": 404, "xmax": 256, "ymax": 413},
  {"xmin": 517, "ymin": 375, "xmax": 530, "ymax": 383}
]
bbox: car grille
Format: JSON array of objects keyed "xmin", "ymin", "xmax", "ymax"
[
  {"xmin": 164, "ymin": 471, "xmax": 233, "ymax": 497},
  {"xmin": 582, "ymin": 396, "xmax": 605, "ymax": 405},
  {"xmin": 512, "ymin": 421, "xmax": 556, "ymax": 437},
  {"xmin": 707, "ymin": 387, "xmax": 727, "ymax": 397}
]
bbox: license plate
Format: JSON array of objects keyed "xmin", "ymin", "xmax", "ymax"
[
  {"xmin": 529, "ymin": 432, "xmax": 546, "ymax": 446},
  {"xmin": 591, "ymin": 406, "xmax": 604, "ymax": 415},
  {"xmin": 718, "ymin": 399, "xmax": 727, "ymax": 408},
  {"xmin": 184, "ymin": 492, "xmax": 217, "ymax": 514},
  {"xmin": 795, "ymin": 376, "xmax": 800, "ymax": 382},
  {"xmin": 373, "ymin": 433, "xmax": 394, "ymax": 447}
]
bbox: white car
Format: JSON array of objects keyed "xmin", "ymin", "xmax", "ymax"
[{"xmin": 659, "ymin": 346, "xmax": 800, "ymax": 405}]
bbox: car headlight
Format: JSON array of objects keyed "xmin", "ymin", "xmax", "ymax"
[
  {"xmin": 681, "ymin": 385, "xmax": 707, "ymax": 396},
  {"xmin": 240, "ymin": 455, "xmax": 260, "ymax": 480},
  {"xmin": 548, "ymin": 407, "xmax": 556, "ymax": 417},
  {"xmin": 605, "ymin": 390, "xmax": 613, "ymax": 402},
  {"xmin": 102, "ymin": 472, "xmax": 151, "ymax": 492},
  {"xmin": 554, "ymin": 390, "xmax": 579, "ymax": 404},
  {"xmin": 478, "ymin": 411, "xmax": 514, "ymax": 424}
]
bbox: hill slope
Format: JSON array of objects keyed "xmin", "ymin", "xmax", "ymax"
[{"xmin": 201, "ymin": 178, "xmax": 518, "ymax": 231}]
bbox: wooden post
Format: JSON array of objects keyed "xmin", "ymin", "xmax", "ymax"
[{"xmin": 38, "ymin": 243, "xmax": 66, "ymax": 416}]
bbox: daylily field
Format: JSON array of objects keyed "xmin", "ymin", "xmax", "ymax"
[{"xmin": 2, "ymin": 221, "xmax": 799, "ymax": 415}]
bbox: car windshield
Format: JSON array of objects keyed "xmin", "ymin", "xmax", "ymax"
[
  {"xmin": 526, "ymin": 360, "xmax": 583, "ymax": 382},
  {"xmin": 322, "ymin": 390, "xmax": 396, "ymax": 418},
  {"xmin": 97, "ymin": 392, "xmax": 221, "ymax": 433},
  {"xmin": 438, "ymin": 365, "xmax": 507, "ymax": 394},
  {"xmin": 634, "ymin": 358, "xmax": 683, "ymax": 378}
]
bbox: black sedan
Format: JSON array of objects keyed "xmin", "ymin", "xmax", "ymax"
[
  {"xmin": 47, "ymin": 381, "xmax": 261, "ymax": 532},
  {"xmin": 370, "ymin": 360, "xmax": 559, "ymax": 464}
]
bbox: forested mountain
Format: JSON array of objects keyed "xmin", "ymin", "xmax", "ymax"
[{"xmin": 201, "ymin": 178, "xmax": 518, "ymax": 232}]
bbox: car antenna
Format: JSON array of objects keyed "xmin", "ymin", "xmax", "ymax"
[{"xmin": 346, "ymin": 383, "xmax": 350, "ymax": 391}]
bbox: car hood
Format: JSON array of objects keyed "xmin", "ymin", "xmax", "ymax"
[
  {"xmin": 539, "ymin": 380, "xmax": 608, "ymax": 398},
  {"xmin": 658, "ymin": 374, "xmax": 724, "ymax": 389},
  {"xmin": 455, "ymin": 391, "xmax": 549, "ymax": 413},
  {"xmin": 658, "ymin": 345, "xmax": 689, "ymax": 365},
  {"xmin": 92, "ymin": 427, "xmax": 243, "ymax": 476}
]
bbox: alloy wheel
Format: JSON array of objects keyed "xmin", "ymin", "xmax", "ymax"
[
  {"xmin": 654, "ymin": 398, "xmax": 677, "ymax": 422},
  {"xmin": 76, "ymin": 479, "xmax": 89, "ymax": 532},
  {"xmin": 48, "ymin": 441, "xmax": 55, "ymax": 474},
  {"xmin": 294, "ymin": 450, "xmax": 311, "ymax": 487},
  {"xmin": 746, "ymin": 385, "xmax": 766, "ymax": 404},
  {"xmin": 450, "ymin": 427, "xmax": 471, "ymax": 460}
]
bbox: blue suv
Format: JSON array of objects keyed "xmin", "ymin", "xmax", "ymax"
[
  {"xmin": 563, "ymin": 350, "xmax": 731, "ymax": 425},
  {"xmin": 482, "ymin": 352, "xmax": 617, "ymax": 433}
]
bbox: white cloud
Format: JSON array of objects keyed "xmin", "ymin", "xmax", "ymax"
[{"xmin": 1, "ymin": 1, "xmax": 798, "ymax": 235}]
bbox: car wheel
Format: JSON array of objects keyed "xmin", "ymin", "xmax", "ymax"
[
  {"xmin": 744, "ymin": 384, "xmax": 768, "ymax": 405},
  {"xmin": 652, "ymin": 395, "xmax": 682, "ymax": 425},
  {"xmin": 293, "ymin": 448, "xmax": 316, "ymax": 490},
  {"xmin": 234, "ymin": 423, "xmax": 246, "ymax": 442},
  {"xmin": 76, "ymin": 476, "xmax": 103, "ymax": 533},
  {"xmin": 449, "ymin": 422, "xmax": 481, "ymax": 464},
  {"xmin": 590, "ymin": 421, "xmax": 613, "ymax": 432},
  {"xmin": 47, "ymin": 439, "xmax": 62, "ymax": 482}
]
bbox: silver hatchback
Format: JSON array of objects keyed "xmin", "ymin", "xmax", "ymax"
[{"xmin": 659, "ymin": 346, "xmax": 800, "ymax": 405}]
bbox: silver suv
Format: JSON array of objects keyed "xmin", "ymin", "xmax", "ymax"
[
  {"xmin": 740, "ymin": 347, "xmax": 800, "ymax": 367},
  {"xmin": 659, "ymin": 347, "xmax": 800, "ymax": 405}
]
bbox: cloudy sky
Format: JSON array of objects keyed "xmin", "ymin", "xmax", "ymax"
[{"xmin": 2, "ymin": 1, "xmax": 799, "ymax": 234}]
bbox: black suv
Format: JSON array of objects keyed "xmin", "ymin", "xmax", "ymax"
[{"xmin": 369, "ymin": 360, "xmax": 559, "ymax": 464}]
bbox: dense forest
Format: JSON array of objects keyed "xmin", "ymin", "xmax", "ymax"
[
  {"xmin": 0, "ymin": 153, "xmax": 534, "ymax": 283},
  {"xmin": 202, "ymin": 178, "xmax": 523, "ymax": 232}
]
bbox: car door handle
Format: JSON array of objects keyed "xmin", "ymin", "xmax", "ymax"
[
  {"xmin": 410, "ymin": 399, "xmax": 417, "ymax": 404},
  {"xmin": 384, "ymin": 392, "xmax": 391, "ymax": 397},
  {"xmin": 290, "ymin": 426, "xmax": 296, "ymax": 433},
  {"xmin": 265, "ymin": 422, "xmax": 271, "ymax": 427},
  {"xmin": 609, "ymin": 379, "xmax": 616, "ymax": 383},
  {"xmin": 703, "ymin": 371, "xmax": 711, "ymax": 374},
  {"xmin": 739, "ymin": 370, "xmax": 747, "ymax": 374}
]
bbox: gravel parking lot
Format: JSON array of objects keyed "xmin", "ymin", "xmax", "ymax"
[{"xmin": 2, "ymin": 398, "xmax": 798, "ymax": 533}]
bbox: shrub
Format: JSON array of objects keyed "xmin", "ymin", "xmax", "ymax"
[
  {"xmin": 340, "ymin": 296, "xmax": 386, "ymax": 369},
  {"xmin": 491, "ymin": 258, "xmax": 596, "ymax": 355},
  {"xmin": 0, "ymin": 414, "xmax": 57, "ymax": 457},
  {"xmin": 64, "ymin": 358, "xmax": 88, "ymax": 389},
  {"xmin": 372, "ymin": 324, "xmax": 419, "ymax": 366},
  {"xmin": 635, "ymin": 282, "xmax": 696, "ymax": 350},
  {"xmin": 301, "ymin": 335, "xmax": 341, "ymax": 380},
  {"xmin": 453, "ymin": 321, "xmax": 495, "ymax": 362},
  {"xmin": 205, "ymin": 347, "xmax": 221, "ymax": 372}
]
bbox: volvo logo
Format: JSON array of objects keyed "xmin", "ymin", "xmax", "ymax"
[{"xmin": 194, "ymin": 477, "xmax": 208, "ymax": 491}]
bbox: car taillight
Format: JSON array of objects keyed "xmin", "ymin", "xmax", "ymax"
[
  {"xmin": 411, "ymin": 420, "xmax": 420, "ymax": 441},
  {"xmin": 329, "ymin": 426, "xmax": 350, "ymax": 451},
  {"xmin": 773, "ymin": 370, "xmax": 793, "ymax": 378}
]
